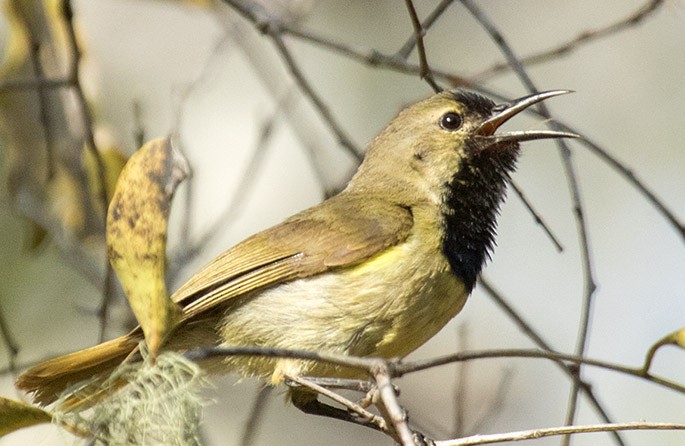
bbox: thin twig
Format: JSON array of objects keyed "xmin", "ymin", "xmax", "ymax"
[
  {"xmin": 480, "ymin": 91, "xmax": 684, "ymax": 242},
  {"xmin": 185, "ymin": 345, "xmax": 378, "ymax": 371},
  {"xmin": 182, "ymin": 343, "xmax": 685, "ymax": 445},
  {"xmin": 435, "ymin": 422, "xmax": 685, "ymax": 446},
  {"xmin": 394, "ymin": 349, "xmax": 685, "ymax": 394},
  {"xmin": 479, "ymin": 278, "xmax": 626, "ymax": 446},
  {"xmin": 468, "ymin": 369, "xmax": 513, "ymax": 435},
  {"xmin": 269, "ymin": 33, "xmax": 361, "ymax": 160},
  {"xmin": 453, "ymin": 324, "xmax": 469, "ymax": 437},
  {"xmin": 224, "ymin": 0, "xmax": 472, "ymax": 88},
  {"xmin": 449, "ymin": 325, "xmax": 514, "ymax": 437},
  {"xmin": 373, "ymin": 363, "xmax": 416, "ymax": 446},
  {"xmin": 169, "ymin": 34, "xmax": 239, "ymax": 261},
  {"xmin": 240, "ymin": 386, "xmax": 272, "ymax": 446},
  {"xmin": 287, "ymin": 374, "xmax": 386, "ymax": 431},
  {"xmin": 460, "ymin": 3, "xmax": 598, "ymax": 442},
  {"xmin": 396, "ymin": 0, "xmax": 456, "ymax": 59},
  {"xmin": 287, "ymin": 26, "xmax": 471, "ymax": 87},
  {"xmin": 26, "ymin": 40, "xmax": 56, "ymax": 180},
  {"xmin": 132, "ymin": 101, "xmax": 145, "ymax": 149},
  {"xmin": 62, "ymin": 0, "xmax": 116, "ymax": 342},
  {"xmin": 470, "ymin": 0, "xmax": 665, "ymax": 82},
  {"xmin": 96, "ymin": 267, "xmax": 114, "ymax": 343},
  {"xmin": 62, "ymin": 1, "xmax": 106, "ymax": 203},
  {"xmin": 184, "ymin": 345, "xmax": 685, "ymax": 394},
  {"xmin": 641, "ymin": 328, "xmax": 685, "ymax": 374},
  {"xmin": 550, "ymin": 121, "xmax": 685, "ymax": 241},
  {"xmin": 508, "ymin": 179, "xmax": 564, "ymax": 252},
  {"xmin": 224, "ymin": 16, "xmax": 357, "ymax": 194},
  {"xmin": 231, "ymin": 9, "xmax": 683, "ymax": 243},
  {"xmin": 221, "ymin": 0, "xmax": 362, "ymax": 161},
  {"xmin": 403, "ymin": 0, "xmax": 442, "ymax": 92},
  {"xmin": 169, "ymin": 96, "xmax": 281, "ymax": 273},
  {"xmin": 0, "ymin": 76, "xmax": 71, "ymax": 91},
  {"xmin": 0, "ymin": 298, "xmax": 20, "ymax": 373},
  {"xmin": 216, "ymin": 2, "xmax": 681, "ymax": 253}
]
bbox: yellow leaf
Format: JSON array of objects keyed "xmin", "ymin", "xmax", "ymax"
[
  {"xmin": 642, "ymin": 327, "xmax": 685, "ymax": 374},
  {"xmin": 672, "ymin": 328, "xmax": 685, "ymax": 348},
  {"xmin": 106, "ymin": 137, "xmax": 188, "ymax": 357},
  {"xmin": 0, "ymin": 396, "xmax": 52, "ymax": 436}
]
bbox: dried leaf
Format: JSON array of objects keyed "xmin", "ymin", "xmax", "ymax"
[
  {"xmin": 106, "ymin": 137, "xmax": 188, "ymax": 357},
  {"xmin": 0, "ymin": 396, "xmax": 52, "ymax": 436}
]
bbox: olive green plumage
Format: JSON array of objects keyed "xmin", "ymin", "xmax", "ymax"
[{"xmin": 17, "ymin": 89, "xmax": 574, "ymax": 411}]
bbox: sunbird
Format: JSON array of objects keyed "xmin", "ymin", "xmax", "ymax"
[{"xmin": 17, "ymin": 89, "xmax": 575, "ymax": 422}]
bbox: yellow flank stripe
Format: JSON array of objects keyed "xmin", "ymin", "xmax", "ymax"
[{"xmin": 347, "ymin": 243, "xmax": 406, "ymax": 276}]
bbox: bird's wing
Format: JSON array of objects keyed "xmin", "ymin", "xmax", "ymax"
[{"xmin": 172, "ymin": 194, "xmax": 413, "ymax": 320}]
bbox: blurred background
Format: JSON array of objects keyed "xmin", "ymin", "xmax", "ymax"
[{"xmin": 0, "ymin": 0, "xmax": 683, "ymax": 445}]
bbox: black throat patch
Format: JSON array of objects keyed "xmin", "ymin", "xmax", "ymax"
[{"xmin": 441, "ymin": 139, "xmax": 520, "ymax": 291}]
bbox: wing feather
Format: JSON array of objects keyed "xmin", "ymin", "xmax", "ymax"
[{"xmin": 172, "ymin": 194, "xmax": 413, "ymax": 320}]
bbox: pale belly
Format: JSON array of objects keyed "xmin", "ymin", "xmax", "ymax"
[{"xmin": 217, "ymin": 232, "xmax": 469, "ymax": 383}]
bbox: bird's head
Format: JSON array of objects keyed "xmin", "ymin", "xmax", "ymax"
[
  {"xmin": 348, "ymin": 89, "xmax": 576, "ymax": 289},
  {"xmin": 350, "ymin": 89, "xmax": 575, "ymax": 202}
]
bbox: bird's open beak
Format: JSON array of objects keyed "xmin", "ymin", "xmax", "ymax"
[{"xmin": 476, "ymin": 90, "xmax": 579, "ymax": 143}]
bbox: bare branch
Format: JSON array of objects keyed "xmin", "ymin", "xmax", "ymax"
[
  {"xmin": 460, "ymin": 2, "xmax": 599, "ymax": 439},
  {"xmin": 62, "ymin": 0, "xmax": 106, "ymax": 203},
  {"xmin": 394, "ymin": 348, "xmax": 685, "ymax": 394},
  {"xmin": 436, "ymin": 421, "xmax": 685, "ymax": 446},
  {"xmin": 27, "ymin": 41, "xmax": 56, "ymax": 179},
  {"xmin": 184, "ymin": 345, "xmax": 685, "ymax": 394},
  {"xmin": 0, "ymin": 298, "xmax": 19, "ymax": 374},
  {"xmin": 555, "ymin": 122, "xmax": 685, "ymax": 241},
  {"xmin": 453, "ymin": 324, "xmax": 469, "ymax": 437},
  {"xmin": 0, "ymin": 76, "xmax": 71, "ymax": 91},
  {"xmin": 288, "ymin": 27, "xmax": 471, "ymax": 87},
  {"xmin": 270, "ymin": 35, "xmax": 361, "ymax": 160},
  {"xmin": 220, "ymin": 0, "xmax": 362, "ymax": 161},
  {"xmin": 477, "ymin": 87, "xmax": 684, "ymax": 242},
  {"xmin": 508, "ymin": 179, "xmax": 564, "ymax": 252},
  {"xmin": 240, "ymin": 386, "xmax": 272, "ymax": 446},
  {"xmin": 373, "ymin": 364, "xmax": 416, "ymax": 446},
  {"xmin": 223, "ymin": 0, "xmax": 471, "ymax": 89},
  {"xmin": 642, "ymin": 328, "xmax": 685, "ymax": 374},
  {"xmin": 467, "ymin": 369, "xmax": 513, "ymax": 435},
  {"xmin": 169, "ymin": 95, "xmax": 280, "ymax": 273},
  {"xmin": 62, "ymin": 0, "xmax": 116, "ymax": 342},
  {"xmin": 215, "ymin": 2, "xmax": 681, "ymax": 255},
  {"xmin": 471, "ymin": 0, "xmax": 665, "ymax": 82},
  {"xmin": 396, "ymin": 0, "xmax": 456, "ymax": 59},
  {"xmin": 184, "ymin": 345, "xmax": 378, "ymax": 371},
  {"xmin": 132, "ymin": 101, "xmax": 145, "ymax": 150},
  {"xmin": 287, "ymin": 374, "xmax": 386, "ymax": 431},
  {"xmin": 479, "ymin": 278, "xmax": 626, "ymax": 445},
  {"xmin": 403, "ymin": 0, "xmax": 443, "ymax": 92}
]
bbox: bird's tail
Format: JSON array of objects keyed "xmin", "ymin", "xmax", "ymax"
[{"xmin": 16, "ymin": 334, "xmax": 141, "ymax": 408}]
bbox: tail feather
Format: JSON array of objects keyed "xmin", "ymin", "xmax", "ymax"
[{"xmin": 16, "ymin": 334, "xmax": 141, "ymax": 406}]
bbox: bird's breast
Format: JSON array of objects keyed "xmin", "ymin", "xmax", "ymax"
[
  {"xmin": 219, "ymin": 217, "xmax": 469, "ymax": 380},
  {"xmin": 343, "ymin": 225, "xmax": 469, "ymax": 358}
]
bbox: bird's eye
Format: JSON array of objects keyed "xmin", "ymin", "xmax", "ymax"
[{"xmin": 439, "ymin": 112, "xmax": 463, "ymax": 131}]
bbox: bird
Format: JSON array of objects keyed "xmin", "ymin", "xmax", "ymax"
[{"xmin": 16, "ymin": 88, "xmax": 575, "ymax": 421}]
